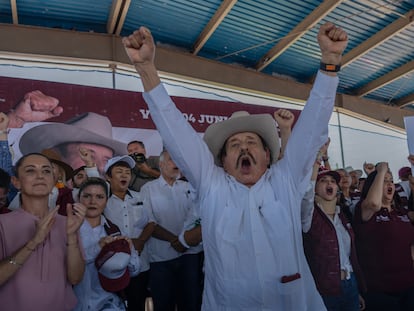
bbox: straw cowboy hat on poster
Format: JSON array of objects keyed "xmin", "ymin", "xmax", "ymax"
[{"xmin": 19, "ymin": 112, "xmax": 127, "ymax": 176}]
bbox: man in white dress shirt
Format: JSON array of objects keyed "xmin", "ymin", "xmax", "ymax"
[
  {"xmin": 122, "ymin": 22, "xmax": 348, "ymax": 311},
  {"xmin": 103, "ymin": 155, "xmax": 155, "ymax": 311},
  {"xmin": 141, "ymin": 150, "xmax": 202, "ymax": 310}
]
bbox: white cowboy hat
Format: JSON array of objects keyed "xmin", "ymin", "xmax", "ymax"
[
  {"xmin": 19, "ymin": 112, "xmax": 127, "ymax": 156},
  {"xmin": 203, "ymin": 111, "xmax": 280, "ymax": 166}
]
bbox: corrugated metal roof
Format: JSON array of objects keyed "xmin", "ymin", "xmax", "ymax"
[{"xmin": 1, "ymin": 0, "xmax": 413, "ymax": 109}]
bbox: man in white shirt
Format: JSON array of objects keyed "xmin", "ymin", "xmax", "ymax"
[
  {"xmin": 122, "ymin": 22, "xmax": 348, "ymax": 311},
  {"xmin": 103, "ymin": 155, "xmax": 155, "ymax": 311},
  {"xmin": 141, "ymin": 150, "xmax": 202, "ymax": 311}
]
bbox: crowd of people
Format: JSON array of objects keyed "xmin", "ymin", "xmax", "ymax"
[{"xmin": 0, "ymin": 22, "xmax": 414, "ymax": 311}]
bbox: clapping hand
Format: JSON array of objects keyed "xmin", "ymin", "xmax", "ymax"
[
  {"xmin": 66, "ymin": 203, "xmax": 86, "ymax": 236},
  {"xmin": 31, "ymin": 206, "xmax": 59, "ymax": 246}
]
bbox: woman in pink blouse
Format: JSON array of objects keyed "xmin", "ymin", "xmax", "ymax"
[{"xmin": 0, "ymin": 153, "xmax": 86, "ymax": 311}]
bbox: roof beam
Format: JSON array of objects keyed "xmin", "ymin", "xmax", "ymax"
[
  {"xmin": 254, "ymin": 0, "xmax": 343, "ymax": 72},
  {"xmin": 355, "ymin": 59, "xmax": 414, "ymax": 96},
  {"xmin": 192, "ymin": 0, "xmax": 238, "ymax": 55},
  {"xmin": 115, "ymin": 0, "xmax": 130, "ymax": 35},
  {"xmin": 107, "ymin": 0, "xmax": 122, "ymax": 34},
  {"xmin": 10, "ymin": 0, "xmax": 18, "ymax": 24},
  {"xmin": 107, "ymin": 0, "xmax": 131, "ymax": 35},
  {"xmin": 396, "ymin": 93, "xmax": 414, "ymax": 108},
  {"xmin": 342, "ymin": 8, "xmax": 414, "ymax": 68}
]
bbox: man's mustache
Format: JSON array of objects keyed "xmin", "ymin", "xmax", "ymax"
[{"xmin": 236, "ymin": 151, "xmax": 257, "ymax": 168}]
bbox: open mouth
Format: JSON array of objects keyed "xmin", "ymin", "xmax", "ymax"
[
  {"xmin": 237, "ymin": 152, "xmax": 256, "ymax": 170},
  {"xmin": 326, "ymin": 186, "xmax": 334, "ymax": 195},
  {"xmin": 120, "ymin": 180, "xmax": 128, "ymax": 186},
  {"xmin": 386, "ymin": 187, "xmax": 393, "ymax": 195},
  {"xmin": 241, "ymin": 157, "xmax": 251, "ymax": 169}
]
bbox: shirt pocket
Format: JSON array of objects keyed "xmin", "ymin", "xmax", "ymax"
[
  {"xmin": 130, "ymin": 205, "xmax": 147, "ymax": 229},
  {"xmin": 215, "ymin": 200, "xmax": 245, "ymax": 243}
]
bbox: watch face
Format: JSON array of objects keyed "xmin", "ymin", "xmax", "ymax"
[{"xmin": 320, "ymin": 62, "xmax": 340, "ymax": 72}]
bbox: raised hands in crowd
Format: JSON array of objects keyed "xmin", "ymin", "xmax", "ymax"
[
  {"xmin": 274, "ymin": 109, "xmax": 295, "ymax": 160},
  {"xmin": 78, "ymin": 147, "xmax": 96, "ymax": 168},
  {"xmin": 2, "ymin": 20, "xmax": 414, "ymax": 311}
]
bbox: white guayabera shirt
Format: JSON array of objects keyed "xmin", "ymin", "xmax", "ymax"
[{"xmin": 143, "ymin": 71, "xmax": 338, "ymax": 311}]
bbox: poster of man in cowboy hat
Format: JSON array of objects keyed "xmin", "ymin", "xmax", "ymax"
[
  {"xmin": 19, "ymin": 112, "xmax": 128, "ymax": 177},
  {"xmin": 1, "ymin": 82, "xmax": 164, "ymax": 177}
]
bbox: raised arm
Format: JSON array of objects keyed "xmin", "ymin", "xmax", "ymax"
[
  {"xmin": 363, "ymin": 162, "xmax": 375, "ymax": 176},
  {"xmin": 123, "ymin": 27, "xmax": 161, "ymax": 92},
  {"xmin": 360, "ymin": 162, "xmax": 388, "ymax": 221},
  {"xmin": 318, "ymin": 23, "xmax": 348, "ymax": 76},
  {"xmin": 301, "ymin": 141, "xmax": 329, "ymax": 233},
  {"xmin": 318, "ymin": 138, "xmax": 331, "ymax": 170},
  {"xmin": 123, "ymin": 27, "xmax": 216, "ymax": 191},
  {"xmin": 281, "ymin": 23, "xmax": 347, "ymax": 190},
  {"xmin": 274, "ymin": 109, "xmax": 294, "ymax": 160}
]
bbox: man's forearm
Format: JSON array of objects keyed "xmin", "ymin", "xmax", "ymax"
[
  {"xmin": 135, "ymin": 63, "xmax": 161, "ymax": 92},
  {"xmin": 138, "ymin": 164, "xmax": 160, "ymax": 178},
  {"xmin": 136, "ymin": 222, "xmax": 156, "ymax": 242},
  {"xmin": 282, "ymin": 71, "xmax": 338, "ymax": 184},
  {"xmin": 152, "ymin": 224, "xmax": 177, "ymax": 242},
  {"xmin": 146, "ymin": 167, "xmax": 160, "ymax": 178}
]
